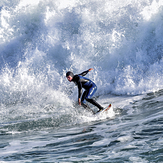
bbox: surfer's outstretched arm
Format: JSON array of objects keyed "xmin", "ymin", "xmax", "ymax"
[{"xmin": 79, "ymin": 68, "xmax": 94, "ymax": 76}]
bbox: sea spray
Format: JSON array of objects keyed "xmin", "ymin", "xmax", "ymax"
[
  {"xmin": 1, "ymin": 1, "xmax": 163, "ymax": 162},
  {"xmin": 0, "ymin": 0, "xmax": 163, "ymax": 127}
]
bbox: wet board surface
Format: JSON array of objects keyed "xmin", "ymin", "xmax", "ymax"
[{"xmin": 95, "ymin": 104, "xmax": 112, "ymax": 115}]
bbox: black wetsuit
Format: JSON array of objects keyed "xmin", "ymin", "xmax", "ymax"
[{"xmin": 72, "ymin": 70, "xmax": 104, "ymax": 113}]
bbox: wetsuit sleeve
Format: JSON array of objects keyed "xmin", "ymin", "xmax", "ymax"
[
  {"xmin": 77, "ymin": 80, "xmax": 82, "ymax": 99},
  {"xmin": 73, "ymin": 75, "xmax": 82, "ymax": 99},
  {"xmin": 78, "ymin": 70, "xmax": 89, "ymax": 76}
]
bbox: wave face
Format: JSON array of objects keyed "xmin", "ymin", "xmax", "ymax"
[
  {"xmin": 0, "ymin": 0, "xmax": 163, "ymax": 126},
  {"xmin": 1, "ymin": 1, "xmax": 163, "ymax": 162}
]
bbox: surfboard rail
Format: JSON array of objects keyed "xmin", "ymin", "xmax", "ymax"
[{"xmin": 95, "ymin": 104, "xmax": 111, "ymax": 115}]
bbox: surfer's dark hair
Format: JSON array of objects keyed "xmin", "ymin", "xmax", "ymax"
[{"xmin": 66, "ymin": 71, "xmax": 74, "ymax": 78}]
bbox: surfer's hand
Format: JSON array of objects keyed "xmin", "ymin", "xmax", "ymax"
[
  {"xmin": 78, "ymin": 98, "xmax": 81, "ymax": 106},
  {"xmin": 88, "ymin": 68, "xmax": 94, "ymax": 71}
]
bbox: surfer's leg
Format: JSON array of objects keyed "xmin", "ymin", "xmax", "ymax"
[
  {"xmin": 86, "ymin": 98, "xmax": 104, "ymax": 111},
  {"xmin": 81, "ymin": 91, "xmax": 95, "ymax": 114},
  {"xmin": 81, "ymin": 102, "xmax": 95, "ymax": 114},
  {"xmin": 86, "ymin": 84, "xmax": 104, "ymax": 111}
]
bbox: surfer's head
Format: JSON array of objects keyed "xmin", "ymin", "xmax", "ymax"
[{"xmin": 66, "ymin": 71, "xmax": 74, "ymax": 82}]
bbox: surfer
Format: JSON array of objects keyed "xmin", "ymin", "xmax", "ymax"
[{"xmin": 66, "ymin": 68, "xmax": 104, "ymax": 114}]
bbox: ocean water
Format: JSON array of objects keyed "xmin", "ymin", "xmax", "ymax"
[{"xmin": 0, "ymin": 0, "xmax": 163, "ymax": 162}]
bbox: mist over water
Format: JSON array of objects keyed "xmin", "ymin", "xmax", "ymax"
[
  {"xmin": 0, "ymin": 0, "xmax": 163, "ymax": 96},
  {"xmin": 1, "ymin": 0, "xmax": 163, "ymax": 162},
  {"xmin": 0, "ymin": 0, "xmax": 163, "ymax": 117},
  {"xmin": 0, "ymin": 0, "xmax": 163, "ymax": 122}
]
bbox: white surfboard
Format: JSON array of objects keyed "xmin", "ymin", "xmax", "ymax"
[{"xmin": 95, "ymin": 104, "xmax": 112, "ymax": 115}]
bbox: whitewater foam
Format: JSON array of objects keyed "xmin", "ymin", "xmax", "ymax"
[{"xmin": 0, "ymin": 0, "xmax": 163, "ymax": 126}]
